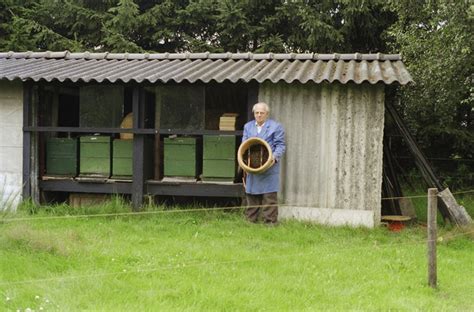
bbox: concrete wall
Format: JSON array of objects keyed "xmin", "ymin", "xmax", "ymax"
[
  {"xmin": 0, "ymin": 80, "xmax": 23, "ymax": 210},
  {"xmin": 259, "ymin": 82, "xmax": 385, "ymax": 227}
]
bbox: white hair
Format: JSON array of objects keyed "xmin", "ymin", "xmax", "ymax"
[{"xmin": 252, "ymin": 102, "xmax": 270, "ymax": 113}]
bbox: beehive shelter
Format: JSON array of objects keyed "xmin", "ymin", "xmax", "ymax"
[{"xmin": 0, "ymin": 51, "xmax": 412, "ymax": 227}]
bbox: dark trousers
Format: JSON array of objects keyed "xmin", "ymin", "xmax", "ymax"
[{"xmin": 245, "ymin": 192, "xmax": 278, "ymax": 223}]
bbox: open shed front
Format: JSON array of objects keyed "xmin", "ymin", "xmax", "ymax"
[
  {"xmin": 22, "ymin": 81, "xmax": 250, "ymax": 205},
  {"xmin": 0, "ymin": 52, "xmax": 412, "ymax": 227}
]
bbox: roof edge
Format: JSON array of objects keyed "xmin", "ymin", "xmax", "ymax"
[{"xmin": 0, "ymin": 51, "xmax": 402, "ymax": 61}]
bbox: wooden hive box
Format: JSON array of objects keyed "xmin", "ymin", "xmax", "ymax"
[
  {"xmin": 163, "ymin": 137, "xmax": 200, "ymax": 178},
  {"xmin": 79, "ymin": 136, "xmax": 111, "ymax": 177},
  {"xmin": 46, "ymin": 137, "xmax": 77, "ymax": 176},
  {"xmin": 202, "ymin": 135, "xmax": 236, "ymax": 182},
  {"xmin": 112, "ymin": 139, "xmax": 133, "ymax": 178}
]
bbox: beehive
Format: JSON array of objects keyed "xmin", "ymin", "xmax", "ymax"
[
  {"xmin": 163, "ymin": 137, "xmax": 199, "ymax": 177},
  {"xmin": 112, "ymin": 139, "xmax": 133, "ymax": 177},
  {"xmin": 202, "ymin": 135, "xmax": 236, "ymax": 181},
  {"xmin": 46, "ymin": 137, "xmax": 77, "ymax": 176},
  {"xmin": 79, "ymin": 136, "xmax": 111, "ymax": 177}
]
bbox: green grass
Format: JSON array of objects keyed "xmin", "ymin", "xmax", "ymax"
[{"xmin": 1, "ymin": 199, "xmax": 473, "ymax": 311}]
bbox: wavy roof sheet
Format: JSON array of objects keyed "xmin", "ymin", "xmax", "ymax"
[{"xmin": 0, "ymin": 51, "xmax": 413, "ymax": 85}]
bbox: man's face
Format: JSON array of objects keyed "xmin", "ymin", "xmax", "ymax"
[{"xmin": 254, "ymin": 106, "xmax": 269, "ymax": 126}]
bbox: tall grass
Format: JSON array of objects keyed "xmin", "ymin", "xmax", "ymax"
[
  {"xmin": 0, "ymin": 179, "xmax": 21, "ymax": 218},
  {"xmin": 1, "ymin": 198, "xmax": 473, "ymax": 311}
]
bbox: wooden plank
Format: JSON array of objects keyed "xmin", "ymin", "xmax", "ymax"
[
  {"xmin": 154, "ymin": 135, "xmax": 161, "ymax": 180},
  {"xmin": 154, "ymin": 86, "xmax": 162, "ymax": 180},
  {"xmin": 132, "ymin": 87, "xmax": 145, "ymax": 211},
  {"xmin": 42, "ymin": 175, "xmax": 74, "ymax": 181},
  {"xmin": 146, "ymin": 181, "xmax": 244, "ymax": 197},
  {"xmin": 39, "ymin": 180, "xmax": 132, "ymax": 194},
  {"xmin": 22, "ymin": 82, "xmax": 32, "ymax": 200},
  {"xmin": 159, "ymin": 129, "xmax": 243, "ymax": 135},
  {"xmin": 24, "ymin": 126, "xmax": 156, "ymax": 134},
  {"xmin": 75, "ymin": 176, "xmax": 108, "ymax": 183},
  {"xmin": 24, "ymin": 126, "xmax": 243, "ymax": 136},
  {"xmin": 381, "ymin": 215, "xmax": 411, "ymax": 221},
  {"xmin": 398, "ymin": 198, "xmax": 417, "ymax": 219},
  {"xmin": 39, "ymin": 179, "xmax": 243, "ymax": 197},
  {"xmin": 385, "ymin": 102, "xmax": 451, "ymax": 221},
  {"xmin": 438, "ymin": 188, "xmax": 472, "ymax": 226},
  {"xmin": 382, "ymin": 142, "xmax": 402, "ymax": 215},
  {"xmin": 386, "ymin": 103, "xmax": 443, "ymax": 189},
  {"xmin": 30, "ymin": 86, "xmax": 41, "ymax": 204},
  {"xmin": 69, "ymin": 193, "xmax": 109, "ymax": 208},
  {"xmin": 161, "ymin": 177, "xmax": 197, "ymax": 183}
]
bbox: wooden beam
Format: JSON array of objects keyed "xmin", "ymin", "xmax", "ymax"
[
  {"xmin": 39, "ymin": 179, "xmax": 243, "ymax": 197},
  {"xmin": 31, "ymin": 86, "xmax": 40, "ymax": 204},
  {"xmin": 438, "ymin": 188, "xmax": 472, "ymax": 226},
  {"xmin": 23, "ymin": 126, "xmax": 243, "ymax": 136},
  {"xmin": 39, "ymin": 180, "xmax": 132, "ymax": 194},
  {"xmin": 22, "ymin": 82, "xmax": 33, "ymax": 200},
  {"xmin": 132, "ymin": 86, "xmax": 145, "ymax": 211},
  {"xmin": 385, "ymin": 102, "xmax": 443, "ymax": 190},
  {"xmin": 159, "ymin": 129, "xmax": 243, "ymax": 135},
  {"xmin": 24, "ymin": 126, "xmax": 155, "ymax": 134},
  {"xmin": 146, "ymin": 181, "xmax": 244, "ymax": 197},
  {"xmin": 385, "ymin": 102, "xmax": 449, "ymax": 220},
  {"xmin": 386, "ymin": 102, "xmax": 472, "ymax": 225}
]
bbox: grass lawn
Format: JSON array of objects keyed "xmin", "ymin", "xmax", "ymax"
[{"xmin": 0, "ymin": 196, "xmax": 473, "ymax": 311}]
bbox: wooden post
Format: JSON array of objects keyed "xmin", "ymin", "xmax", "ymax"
[
  {"xmin": 427, "ymin": 188, "xmax": 438, "ymax": 288},
  {"xmin": 22, "ymin": 82, "xmax": 33, "ymax": 200},
  {"xmin": 132, "ymin": 86, "xmax": 145, "ymax": 211},
  {"xmin": 154, "ymin": 87, "xmax": 162, "ymax": 180}
]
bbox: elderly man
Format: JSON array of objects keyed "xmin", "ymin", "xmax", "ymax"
[{"xmin": 241, "ymin": 102, "xmax": 286, "ymax": 225}]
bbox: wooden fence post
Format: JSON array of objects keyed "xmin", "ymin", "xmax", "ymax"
[{"xmin": 427, "ymin": 188, "xmax": 438, "ymax": 288}]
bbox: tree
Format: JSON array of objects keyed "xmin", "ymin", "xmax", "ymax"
[
  {"xmin": 386, "ymin": 0, "xmax": 473, "ymax": 161},
  {"xmin": 0, "ymin": 0, "xmax": 396, "ymax": 53},
  {"xmin": 103, "ymin": 0, "xmax": 143, "ymax": 52},
  {"xmin": 0, "ymin": 0, "xmax": 471, "ymax": 183}
]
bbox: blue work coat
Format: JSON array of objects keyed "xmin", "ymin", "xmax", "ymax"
[{"xmin": 242, "ymin": 119, "xmax": 286, "ymax": 194}]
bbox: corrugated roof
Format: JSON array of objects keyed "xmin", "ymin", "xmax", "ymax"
[{"xmin": 0, "ymin": 51, "xmax": 413, "ymax": 85}]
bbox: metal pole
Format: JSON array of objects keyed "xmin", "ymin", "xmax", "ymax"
[{"xmin": 427, "ymin": 188, "xmax": 438, "ymax": 288}]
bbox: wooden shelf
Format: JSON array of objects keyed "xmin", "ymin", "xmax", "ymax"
[
  {"xmin": 25, "ymin": 126, "xmax": 243, "ymax": 136},
  {"xmin": 39, "ymin": 179, "xmax": 244, "ymax": 197}
]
